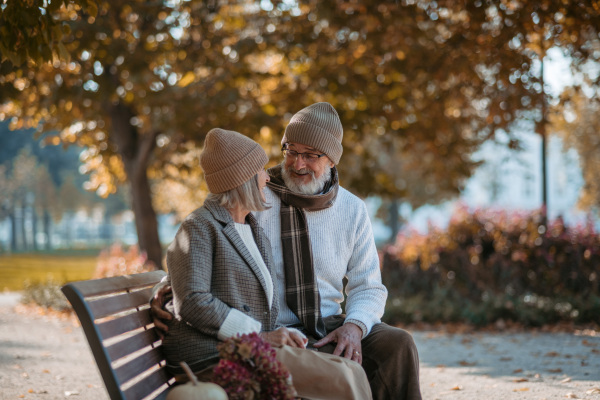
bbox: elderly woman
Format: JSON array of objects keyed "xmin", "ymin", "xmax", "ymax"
[{"xmin": 162, "ymin": 128, "xmax": 371, "ymax": 400}]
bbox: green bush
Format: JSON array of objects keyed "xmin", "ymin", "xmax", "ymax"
[{"xmin": 382, "ymin": 205, "xmax": 600, "ymax": 327}]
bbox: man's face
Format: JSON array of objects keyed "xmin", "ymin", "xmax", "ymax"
[{"xmin": 282, "ymin": 142, "xmax": 334, "ymax": 194}]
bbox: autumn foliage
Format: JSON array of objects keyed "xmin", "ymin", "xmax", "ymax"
[
  {"xmin": 382, "ymin": 205, "xmax": 600, "ymax": 327},
  {"xmin": 93, "ymin": 243, "xmax": 156, "ymax": 278}
]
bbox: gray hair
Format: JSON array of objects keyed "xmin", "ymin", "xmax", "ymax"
[{"xmin": 206, "ymin": 174, "xmax": 269, "ymax": 212}]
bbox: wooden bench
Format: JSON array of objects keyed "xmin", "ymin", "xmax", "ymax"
[{"xmin": 61, "ymin": 270, "xmax": 175, "ymax": 400}]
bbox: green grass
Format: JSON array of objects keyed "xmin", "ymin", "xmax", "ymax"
[{"xmin": 0, "ymin": 254, "xmax": 98, "ymax": 291}]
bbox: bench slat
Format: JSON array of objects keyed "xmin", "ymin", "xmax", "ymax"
[
  {"xmin": 73, "ymin": 271, "xmax": 166, "ymax": 298},
  {"xmin": 106, "ymin": 328, "xmax": 161, "ymax": 363},
  {"xmin": 123, "ymin": 367, "xmax": 173, "ymax": 400},
  {"xmin": 97, "ymin": 309, "xmax": 153, "ymax": 341},
  {"xmin": 88, "ymin": 287, "xmax": 154, "ymax": 320},
  {"xmin": 62, "ymin": 271, "xmax": 174, "ymax": 400},
  {"xmin": 115, "ymin": 345, "xmax": 165, "ymax": 384}
]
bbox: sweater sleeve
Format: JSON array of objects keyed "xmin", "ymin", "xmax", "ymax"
[{"xmin": 343, "ymin": 200, "xmax": 388, "ymax": 337}]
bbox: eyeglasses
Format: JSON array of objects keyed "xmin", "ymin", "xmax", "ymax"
[{"xmin": 281, "ymin": 144, "xmax": 327, "ymax": 163}]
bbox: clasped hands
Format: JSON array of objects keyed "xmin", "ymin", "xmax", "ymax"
[{"xmin": 150, "ymin": 285, "xmax": 362, "ymax": 364}]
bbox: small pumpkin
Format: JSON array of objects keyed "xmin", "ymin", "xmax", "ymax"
[{"xmin": 166, "ymin": 362, "xmax": 228, "ymax": 400}]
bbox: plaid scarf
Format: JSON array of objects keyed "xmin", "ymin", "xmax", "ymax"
[{"xmin": 266, "ymin": 164, "xmax": 339, "ymax": 339}]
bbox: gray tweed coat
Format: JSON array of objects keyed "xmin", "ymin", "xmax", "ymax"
[{"xmin": 161, "ymin": 199, "xmax": 279, "ymax": 373}]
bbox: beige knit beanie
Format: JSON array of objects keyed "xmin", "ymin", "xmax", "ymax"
[
  {"xmin": 281, "ymin": 102, "xmax": 344, "ymax": 165},
  {"xmin": 200, "ymin": 128, "xmax": 268, "ymax": 194}
]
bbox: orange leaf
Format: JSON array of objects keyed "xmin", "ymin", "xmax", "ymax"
[
  {"xmin": 459, "ymin": 360, "xmax": 476, "ymax": 366},
  {"xmin": 513, "ymin": 388, "xmax": 530, "ymax": 392},
  {"xmin": 548, "ymin": 368, "xmax": 563, "ymax": 373},
  {"xmin": 513, "ymin": 368, "xmax": 523, "ymax": 373},
  {"xmin": 545, "ymin": 351, "xmax": 560, "ymax": 357},
  {"xmin": 513, "ymin": 378, "xmax": 529, "ymax": 383},
  {"xmin": 450, "ymin": 385, "xmax": 463, "ymax": 391}
]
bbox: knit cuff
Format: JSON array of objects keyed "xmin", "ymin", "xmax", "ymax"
[
  {"xmin": 344, "ymin": 319, "xmax": 368, "ymax": 339},
  {"xmin": 217, "ymin": 308, "xmax": 262, "ymax": 341}
]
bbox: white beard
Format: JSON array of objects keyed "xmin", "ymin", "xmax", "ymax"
[{"xmin": 281, "ymin": 163, "xmax": 332, "ymax": 195}]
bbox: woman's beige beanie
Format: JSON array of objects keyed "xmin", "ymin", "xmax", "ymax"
[
  {"xmin": 281, "ymin": 102, "xmax": 343, "ymax": 164},
  {"xmin": 200, "ymin": 128, "xmax": 268, "ymax": 194}
]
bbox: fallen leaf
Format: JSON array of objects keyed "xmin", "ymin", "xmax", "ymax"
[
  {"xmin": 586, "ymin": 388, "xmax": 600, "ymax": 394},
  {"xmin": 500, "ymin": 357, "xmax": 513, "ymax": 361},
  {"xmin": 459, "ymin": 360, "xmax": 477, "ymax": 366},
  {"xmin": 18, "ymin": 395, "xmax": 25, "ymax": 399},
  {"xmin": 42, "ymin": 369, "xmax": 50, "ymax": 373},
  {"xmin": 560, "ymin": 377, "xmax": 572, "ymax": 384},
  {"xmin": 513, "ymin": 388, "xmax": 530, "ymax": 392},
  {"xmin": 548, "ymin": 368, "xmax": 563, "ymax": 373},
  {"xmin": 565, "ymin": 393, "xmax": 578, "ymax": 399},
  {"xmin": 450, "ymin": 385, "xmax": 463, "ymax": 391},
  {"xmin": 582, "ymin": 339, "xmax": 597, "ymax": 347},
  {"xmin": 592, "ymin": 349, "xmax": 600, "ymax": 354},
  {"xmin": 513, "ymin": 368, "xmax": 523, "ymax": 373},
  {"xmin": 28, "ymin": 389, "xmax": 34, "ymax": 393},
  {"xmin": 513, "ymin": 378, "xmax": 529, "ymax": 383},
  {"xmin": 545, "ymin": 351, "xmax": 560, "ymax": 357}
]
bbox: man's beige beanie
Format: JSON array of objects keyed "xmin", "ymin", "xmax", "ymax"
[
  {"xmin": 200, "ymin": 128, "xmax": 268, "ymax": 194},
  {"xmin": 281, "ymin": 102, "xmax": 344, "ymax": 165}
]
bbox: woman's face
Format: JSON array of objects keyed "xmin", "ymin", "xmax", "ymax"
[{"xmin": 258, "ymin": 170, "xmax": 270, "ymax": 201}]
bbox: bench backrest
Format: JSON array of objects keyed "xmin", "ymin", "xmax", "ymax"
[{"xmin": 61, "ymin": 270, "xmax": 174, "ymax": 400}]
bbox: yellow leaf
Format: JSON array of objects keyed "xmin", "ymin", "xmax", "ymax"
[
  {"xmin": 178, "ymin": 72, "xmax": 195, "ymax": 88},
  {"xmin": 513, "ymin": 388, "xmax": 530, "ymax": 392}
]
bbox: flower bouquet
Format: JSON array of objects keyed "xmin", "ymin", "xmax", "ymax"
[{"xmin": 211, "ymin": 332, "xmax": 296, "ymax": 400}]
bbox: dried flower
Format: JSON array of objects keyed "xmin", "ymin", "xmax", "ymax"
[{"xmin": 212, "ymin": 333, "xmax": 296, "ymax": 400}]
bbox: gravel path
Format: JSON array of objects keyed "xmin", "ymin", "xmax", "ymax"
[{"xmin": 1, "ymin": 293, "xmax": 599, "ymax": 400}]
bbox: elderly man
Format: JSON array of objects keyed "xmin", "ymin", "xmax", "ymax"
[{"xmin": 153, "ymin": 103, "xmax": 422, "ymax": 399}]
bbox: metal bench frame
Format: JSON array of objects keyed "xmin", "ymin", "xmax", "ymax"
[{"xmin": 62, "ymin": 270, "xmax": 174, "ymax": 400}]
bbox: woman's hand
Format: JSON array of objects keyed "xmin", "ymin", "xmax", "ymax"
[{"xmin": 259, "ymin": 327, "xmax": 307, "ymax": 349}]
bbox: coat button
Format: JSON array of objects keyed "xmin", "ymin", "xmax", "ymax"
[{"xmin": 243, "ymin": 305, "xmax": 250, "ymax": 312}]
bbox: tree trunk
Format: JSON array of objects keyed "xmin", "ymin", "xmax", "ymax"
[
  {"xmin": 43, "ymin": 209, "xmax": 52, "ymax": 251},
  {"xmin": 388, "ymin": 199, "xmax": 400, "ymax": 244},
  {"xmin": 9, "ymin": 209, "xmax": 17, "ymax": 252},
  {"xmin": 109, "ymin": 102, "xmax": 163, "ymax": 269},
  {"xmin": 32, "ymin": 208, "xmax": 39, "ymax": 251},
  {"xmin": 19, "ymin": 204, "xmax": 27, "ymax": 251}
]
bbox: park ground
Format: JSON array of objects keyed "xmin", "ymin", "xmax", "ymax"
[{"xmin": 1, "ymin": 292, "xmax": 599, "ymax": 400}]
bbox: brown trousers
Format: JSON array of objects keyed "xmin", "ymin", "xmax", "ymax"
[{"xmin": 306, "ymin": 315, "xmax": 422, "ymax": 400}]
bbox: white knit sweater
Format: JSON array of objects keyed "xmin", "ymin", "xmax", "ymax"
[{"xmin": 255, "ymin": 186, "xmax": 388, "ymax": 337}]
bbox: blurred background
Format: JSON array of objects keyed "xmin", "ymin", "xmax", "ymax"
[{"xmin": 1, "ymin": 0, "xmax": 599, "ymax": 328}]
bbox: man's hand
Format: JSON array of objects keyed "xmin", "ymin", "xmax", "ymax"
[
  {"xmin": 150, "ymin": 285, "xmax": 174, "ymax": 339},
  {"xmin": 313, "ymin": 323, "xmax": 363, "ymax": 364},
  {"xmin": 259, "ymin": 327, "xmax": 307, "ymax": 349}
]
